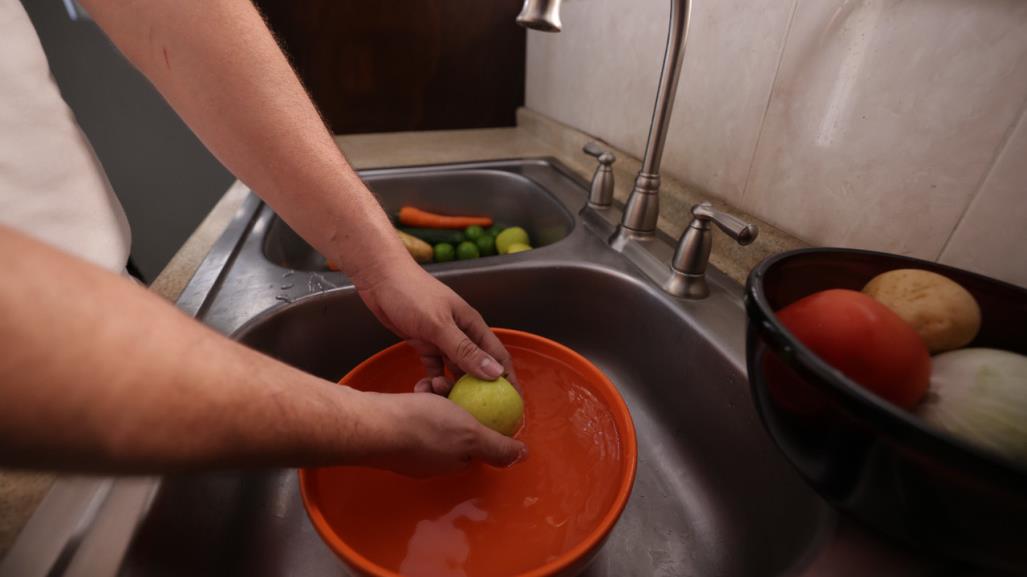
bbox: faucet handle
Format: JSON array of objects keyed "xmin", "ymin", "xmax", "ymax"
[
  {"xmin": 583, "ymin": 142, "xmax": 616, "ymax": 208},
  {"xmin": 583, "ymin": 141, "xmax": 616, "ymax": 165},
  {"xmin": 665, "ymin": 202, "xmax": 759, "ymax": 299},
  {"xmin": 691, "ymin": 202, "xmax": 758, "ymax": 245}
]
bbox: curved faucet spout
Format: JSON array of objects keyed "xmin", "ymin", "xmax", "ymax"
[
  {"xmin": 516, "ymin": 0, "xmax": 693, "ymax": 240},
  {"xmin": 516, "ymin": 0, "xmax": 563, "ymax": 33},
  {"xmin": 620, "ymin": 0, "xmax": 692, "ymax": 238},
  {"xmin": 641, "ymin": 0, "xmax": 692, "ymax": 178}
]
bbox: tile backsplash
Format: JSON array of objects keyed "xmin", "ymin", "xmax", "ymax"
[{"xmin": 525, "ymin": 0, "xmax": 1027, "ymax": 287}]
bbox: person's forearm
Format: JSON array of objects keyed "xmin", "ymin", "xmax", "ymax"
[
  {"xmin": 78, "ymin": 0, "xmax": 410, "ymax": 286},
  {"xmin": 0, "ymin": 226, "xmax": 395, "ymax": 473},
  {"xmin": 76, "ymin": 0, "xmax": 522, "ymax": 387}
]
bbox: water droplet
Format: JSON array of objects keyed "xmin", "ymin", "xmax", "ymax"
[
  {"xmin": 282, "ymin": 270, "xmax": 295, "ymax": 278},
  {"xmin": 275, "ymin": 295, "xmax": 292, "ymax": 304},
  {"xmin": 311, "ymin": 273, "xmax": 338, "ymax": 289},
  {"xmin": 307, "ymin": 273, "xmax": 338, "ymax": 294},
  {"xmin": 280, "ymin": 283, "xmax": 294, "ymax": 290}
]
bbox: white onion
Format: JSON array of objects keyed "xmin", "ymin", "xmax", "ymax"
[{"xmin": 918, "ymin": 348, "xmax": 1027, "ymax": 464}]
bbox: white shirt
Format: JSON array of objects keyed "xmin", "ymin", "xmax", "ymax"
[{"xmin": 0, "ymin": 0, "xmax": 131, "ymax": 273}]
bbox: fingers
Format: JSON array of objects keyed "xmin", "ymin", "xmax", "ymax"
[
  {"xmin": 472, "ymin": 426, "xmax": 527, "ymax": 468},
  {"xmin": 410, "ymin": 295, "xmax": 519, "ymax": 392},
  {"xmin": 413, "ymin": 377, "xmax": 433, "ymax": 393},
  {"xmin": 449, "ymin": 303, "xmax": 516, "ymax": 381},
  {"xmin": 413, "ymin": 376, "xmax": 452, "ymax": 395},
  {"xmin": 473, "ymin": 324, "xmax": 519, "ymax": 385},
  {"xmin": 443, "ymin": 358, "xmax": 464, "ymax": 382},
  {"xmin": 407, "ymin": 339, "xmax": 445, "ymax": 378},
  {"xmin": 435, "ymin": 320, "xmax": 504, "ymax": 381},
  {"xmin": 429, "ymin": 376, "xmax": 452, "ymax": 396}
]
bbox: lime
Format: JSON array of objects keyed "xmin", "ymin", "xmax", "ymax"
[
  {"xmin": 475, "ymin": 235, "xmax": 497, "ymax": 256},
  {"xmin": 448, "ymin": 375, "xmax": 524, "ymax": 436},
  {"xmin": 433, "ymin": 243, "xmax": 455, "ymax": 262},
  {"xmin": 486, "ymin": 224, "xmax": 504, "ymax": 238},
  {"xmin": 496, "ymin": 227, "xmax": 530, "ymax": 254},
  {"xmin": 456, "ymin": 241, "xmax": 480, "ymax": 260},
  {"xmin": 507, "ymin": 242, "xmax": 532, "ymax": 254},
  {"xmin": 464, "ymin": 225, "xmax": 485, "ymax": 241}
]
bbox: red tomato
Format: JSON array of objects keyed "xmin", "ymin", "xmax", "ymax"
[{"xmin": 776, "ymin": 289, "xmax": 931, "ymax": 410}]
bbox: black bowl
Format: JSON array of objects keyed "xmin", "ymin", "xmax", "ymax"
[{"xmin": 745, "ymin": 248, "xmax": 1027, "ymax": 572}]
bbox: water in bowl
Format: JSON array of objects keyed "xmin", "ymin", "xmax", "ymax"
[{"xmin": 306, "ymin": 343, "xmax": 625, "ymax": 577}]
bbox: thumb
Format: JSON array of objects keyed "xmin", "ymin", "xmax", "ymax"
[
  {"xmin": 437, "ymin": 323, "xmax": 504, "ymax": 380},
  {"xmin": 472, "ymin": 427, "xmax": 526, "ymax": 468}
]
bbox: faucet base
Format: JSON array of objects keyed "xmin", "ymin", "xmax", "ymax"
[
  {"xmin": 609, "ymin": 225, "xmax": 656, "ymax": 252},
  {"xmin": 664, "ymin": 269, "xmax": 711, "ymax": 300},
  {"xmin": 619, "ymin": 173, "xmax": 661, "ymax": 235}
]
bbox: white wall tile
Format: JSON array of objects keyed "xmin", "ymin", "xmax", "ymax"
[
  {"xmin": 660, "ymin": 0, "xmax": 798, "ymax": 203},
  {"xmin": 940, "ymin": 107, "xmax": 1027, "ymax": 288},
  {"xmin": 526, "ymin": 0, "xmax": 666, "ymax": 157},
  {"xmin": 742, "ymin": 0, "xmax": 1027, "ymax": 259},
  {"xmin": 525, "ymin": 0, "xmax": 797, "ymax": 201}
]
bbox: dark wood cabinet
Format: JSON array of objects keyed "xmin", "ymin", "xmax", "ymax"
[{"xmin": 253, "ymin": 1, "xmax": 526, "ymax": 134}]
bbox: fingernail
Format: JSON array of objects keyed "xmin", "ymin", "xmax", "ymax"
[{"xmin": 481, "ymin": 357, "xmax": 504, "ymax": 378}]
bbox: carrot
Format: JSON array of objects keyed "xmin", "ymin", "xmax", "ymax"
[{"xmin": 397, "ymin": 206, "xmax": 492, "ymax": 229}]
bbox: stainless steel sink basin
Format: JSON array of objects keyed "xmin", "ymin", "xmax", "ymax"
[
  {"xmin": 120, "ymin": 263, "xmax": 828, "ymax": 577},
  {"xmin": 263, "ymin": 166, "xmax": 576, "ymax": 271},
  {"xmin": 5, "ymin": 158, "xmax": 833, "ymax": 577}
]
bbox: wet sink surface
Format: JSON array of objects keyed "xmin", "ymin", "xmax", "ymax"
[{"xmin": 111, "ymin": 158, "xmax": 830, "ymax": 576}]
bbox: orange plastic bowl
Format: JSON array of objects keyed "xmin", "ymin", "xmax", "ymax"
[{"xmin": 299, "ymin": 328, "xmax": 637, "ymax": 577}]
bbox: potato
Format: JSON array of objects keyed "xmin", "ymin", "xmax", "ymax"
[
  {"xmin": 397, "ymin": 230, "xmax": 433, "ymax": 263},
  {"xmin": 862, "ymin": 269, "xmax": 980, "ymax": 354}
]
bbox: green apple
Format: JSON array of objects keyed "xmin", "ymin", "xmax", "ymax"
[
  {"xmin": 496, "ymin": 227, "xmax": 530, "ymax": 255},
  {"xmin": 506, "ymin": 242, "xmax": 532, "ymax": 254},
  {"xmin": 448, "ymin": 374, "xmax": 524, "ymax": 436}
]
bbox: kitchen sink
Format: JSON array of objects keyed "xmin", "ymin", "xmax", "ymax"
[
  {"xmin": 4, "ymin": 158, "xmax": 833, "ymax": 577},
  {"xmin": 121, "ymin": 263, "xmax": 828, "ymax": 577},
  {"xmin": 263, "ymin": 166, "xmax": 576, "ymax": 271}
]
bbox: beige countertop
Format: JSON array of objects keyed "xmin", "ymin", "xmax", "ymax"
[{"xmin": 0, "ymin": 109, "xmax": 803, "ymax": 558}]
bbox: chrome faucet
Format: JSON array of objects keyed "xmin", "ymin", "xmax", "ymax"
[
  {"xmin": 517, "ymin": 0, "xmax": 693, "ymax": 240},
  {"xmin": 582, "ymin": 142, "xmax": 616, "ymax": 208},
  {"xmin": 516, "ymin": 0, "xmax": 562, "ymax": 32},
  {"xmin": 665, "ymin": 203, "xmax": 758, "ymax": 299}
]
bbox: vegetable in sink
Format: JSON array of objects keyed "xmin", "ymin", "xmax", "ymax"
[
  {"xmin": 327, "ymin": 229, "xmax": 432, "ymax": 269},
  {"xmin": 399, "ymin": 227, "xmax": 466, "ymax": 245},
  {"xmin": 399, "ymin": 214, "xmax": 533, "ymax": 261},
  {"xmin": 456, "ymin": 241, "xmax": 479, "ymax": 260},
  {"xmin": 496, "ymin": 226, "xmax": 530, "ymax": 255},
  {"xmin": 397, "ymin": 230, "xmax": 433, "ymax": 264},
  {"xmin": 398, "ymin": 206, "xmax": 492, "ymax": 229},
  {"xmin": 327, "ymin": 208, "xmax": 533, "ymax": 267}
]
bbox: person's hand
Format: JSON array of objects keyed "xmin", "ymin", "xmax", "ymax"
[
  {"xmin": 356, "ymin": 259, "xmax": 516, "ymax": 394},
  {"xmin": 361, "ymin": 390, "xmax": 526, "ymax": 477}
]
